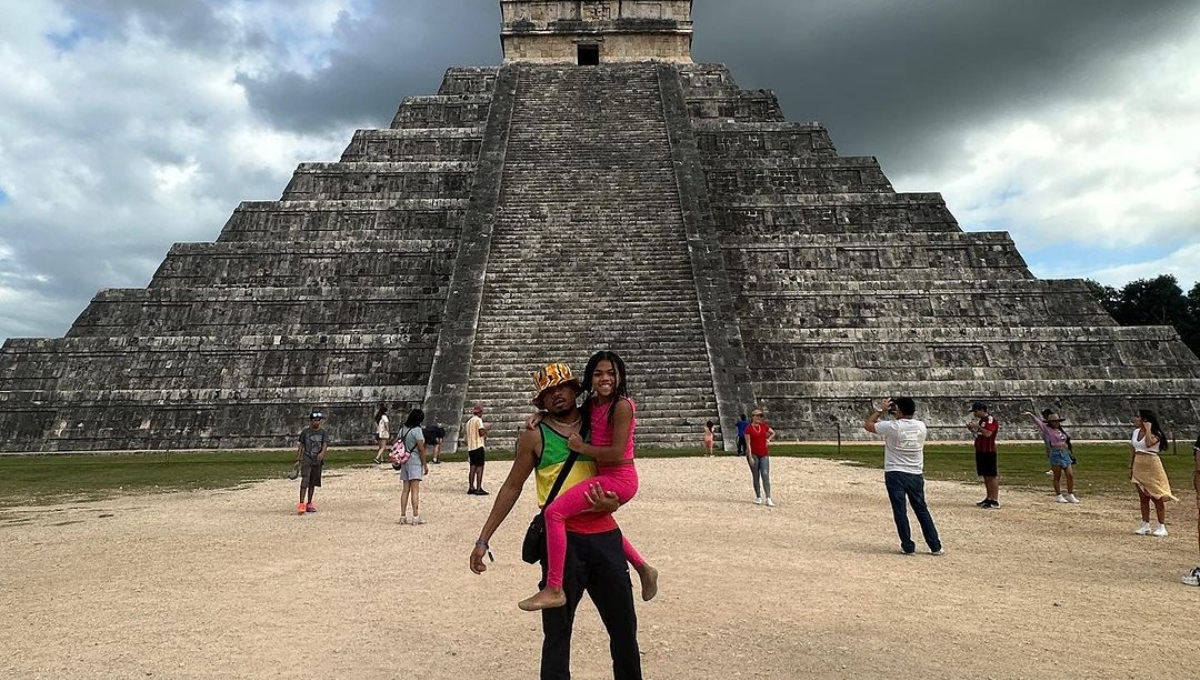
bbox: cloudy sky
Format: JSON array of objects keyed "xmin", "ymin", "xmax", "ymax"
[{"xmin": 1, "ymin": 0, "xmax": 1198, "ymax": 340}]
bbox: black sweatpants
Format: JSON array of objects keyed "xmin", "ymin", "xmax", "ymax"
[{"xmin": 540, "ymin": 529, "xmax": 642, "ymax": 680}]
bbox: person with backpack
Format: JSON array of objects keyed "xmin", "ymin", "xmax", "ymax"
[{"xmin": 394, "ymin": 408, "xmax": 430, "ymax": 525}]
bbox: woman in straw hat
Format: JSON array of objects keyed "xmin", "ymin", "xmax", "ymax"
[
  {"xmin": 1128, "ymin": 409, "xmax": 1177, "ymax": 537},
  {"xmin": 1023, "ymin": 410, "xmax": 1078, "ymax": 504}
]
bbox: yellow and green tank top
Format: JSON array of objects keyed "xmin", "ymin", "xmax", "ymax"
[{"xmin": 535, "ymin": 423, "xmax": 598, "ymax": 507}]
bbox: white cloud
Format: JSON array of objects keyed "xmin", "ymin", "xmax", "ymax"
[
  {"xmin": 0, "ymin": 0, "xmax": 358, "ymax": 339},
  {"xmin": 1087, "ymin": 242, "xmax": 1200, "ymax": 291},
  {"xmin": 895, "ymin": 16, "xmax": 1200, "ymax": 267}
]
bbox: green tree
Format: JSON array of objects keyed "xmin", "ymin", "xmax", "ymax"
[
  {"xmin": 1083, "ymin": 279, "xmax": 1120, "ymax": 317},
  {"xmin": 1096, "ymin": 275, "xmax": 1199, "ymax": 357}
]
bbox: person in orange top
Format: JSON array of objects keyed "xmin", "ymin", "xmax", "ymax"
[{"xmin": 745, "ymin": 408, "xmax": 777, "ymax": 506}]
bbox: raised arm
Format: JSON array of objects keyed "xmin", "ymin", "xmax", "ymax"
[
  {"xmin": 568, "ymin": 399, "xmax": 634, "ymax": 463},
  {"xmin": 1022, "ymin": 411, "xmax": 1050, "ymax": 437},
  {"xmin": 471, "ymin": 428, "xmax": 540, "ymax": 574},
  {"xmin": 865, "ymin": 398, "xmax": 891, "ymax": 433}
]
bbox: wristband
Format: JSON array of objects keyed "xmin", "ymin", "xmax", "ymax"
[{"xmin": 475, "ymin": 539, "xmax": 489, "ymax": 549}]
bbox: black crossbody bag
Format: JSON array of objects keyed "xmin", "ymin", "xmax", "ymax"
[{"xmin": 521, "ymin": 448, "xmax": 580, "ymax": 564}]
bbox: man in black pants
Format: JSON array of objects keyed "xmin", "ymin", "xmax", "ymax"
[{"xmin": 470, "ymin": 362, "xmax": 642, "ymax": 679}]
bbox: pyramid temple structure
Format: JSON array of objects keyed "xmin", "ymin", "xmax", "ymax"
[{"xmin": 2, "ymin": 0, "xmax": 1198, "ymax": 453}]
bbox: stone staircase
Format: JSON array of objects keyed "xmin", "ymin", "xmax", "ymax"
[
  {"xmin": 680, "ymin": 63, "xmax": 1200, "ymax": 439},
  {"xmin": 462, "ymin": 64, "xmax": 719, "ymax": 450}
]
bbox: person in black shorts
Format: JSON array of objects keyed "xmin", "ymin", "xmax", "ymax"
[
  {"xmin": 967, "ymin": 401, "xmax": 1001, "ymax": 509},
  {"xmin": 465, "ymin": 404, "xmax": 491, "ymax": 495},
  {"xmin": 424, "ymin": 423, "xmax": 446, "ymax": 464}
]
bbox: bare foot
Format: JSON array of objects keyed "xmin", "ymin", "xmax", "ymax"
[
  {"xmin": 638, "ymin": 564, "xmax": 659, "ymax": 602},
  {"xmin": 518, "ymin": 587, "xmax": 566, "ymax": 611}
]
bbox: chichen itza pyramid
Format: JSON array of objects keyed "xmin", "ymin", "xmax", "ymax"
[{"xmin": 2, "ymin": 0, "xmax": 1198, "ymax": 452}]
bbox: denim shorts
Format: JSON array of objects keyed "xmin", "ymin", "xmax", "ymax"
[{"xmin": 1049, "ymin": 449, "xmax": 1074, "ymax": 468}]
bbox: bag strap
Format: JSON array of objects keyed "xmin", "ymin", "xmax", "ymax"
[
  {"xmin": 542, "ymin": 426, "xmax": 581, "ymax": 510},
  {"xmin": 398, "ymin": 427, "xmax": 415, "ymax": 453}
]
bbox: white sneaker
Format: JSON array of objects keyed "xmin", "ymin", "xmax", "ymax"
[
  {"xmin": 765, "ymin": 497, "xmax": 775, "ymax": 507},
  {"xmin": 1056, "ymin": 494, "xmax": 1068, "ymax": 503},
  {"xmin": 1152, "ymin": 524, "xmax": 1168, "ymax": 538},
  {"xmin": 1045, "ymin": 470, "xmax": 1053, "ymax": 475},
  {"xmin": 1066, "ymin": 494, "xmax": 1080, "ymax": 504},
  {"xmin": 1134, "ymin": 522, "xmax": 1152, "ymax": 535},
  {"xmin": 1183, "ymin": 568, "xmax": 1200, "ymax": 586},
  {"xmin": 753, "ymin": 497, "xmax": 763, "ymax": 505}
]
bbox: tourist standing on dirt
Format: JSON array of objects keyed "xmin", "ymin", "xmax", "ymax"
[
  {"xmin": 372, "ymin": 403, "xmax": 390, "ymax": 465},
  {"xmin": 1184, "ymin": 434, "xmax": 1200, "ymax": 586},
  {"xmin": 967, "ymin": 401, "xmax": 1000, "ymax": 509},
  {"xmin": 470, "ymin": 362, "xmax": 642, "ymax": 680},
  {"xmin": 396, "ymin": 408, "xmax": 430, "ymax": 525},
  {"xmin": 425, "ymin": 422, "xmax": 446, "ymax": 464},
  {"xmin": 864, "ymin": 397, "xmax": 943, "ymax": 556},
  {"xmin": 746, "ymin": 408, "xmax": 776, "ymax": 506},
  {"xmin": 1024, "ymin": 410, "xmax": 1079, "ymax": 504},
  {"xmin": 295, "ymin": 411, "xmax": 329, "ymax": 515},
  {"xmin": 1129, "ymin": 409, "xmax": 1176, "ymax": 537},
  {"xmin": 465, "ymin": 404, "xmax": 491, "ymax": 495},
  {"xmin": 735, "ymin": 413, "xmax": 750, "ymax": 457},
  {"xmin": 703, "ymin": 420, "xmax": 716, "ymax": 456},
  {"xmin": 518, "ymin": 353, "xmax": 658, "ymax": 613}
]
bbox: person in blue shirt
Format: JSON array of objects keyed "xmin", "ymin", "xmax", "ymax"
[{"xmin": 735, "ymin": 413, "xmax": 750, "ymax": 456}]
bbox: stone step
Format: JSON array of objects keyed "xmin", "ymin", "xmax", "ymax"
[
  {"xmin": 340, "ymin": 128, "xmax": 484, "ymax": 163},
  {"xmin": 217, "ymin": 200, "xmax": 467, "ymax": 242},
  {"xmin": 437, "ymin": 67, "xmax": 500, "ymax": 96},
  {"xmin": 391, "ymin": 94, "xmax": 492, "ymax": 129},
  {"xmin": 67, "ymin": 287, "xmax": 450, "ymax": 338},
  {"xmin": 282, "ymin": 162, "xmax": 477, "ymax": 201},
  {"xmin": 150, "ymin": 240, "xmax": 458, "ymax": 288}
]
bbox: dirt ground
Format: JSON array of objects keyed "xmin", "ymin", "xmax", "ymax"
[{"xmin": 2, "ymin": 456, "xmax": 1197, "ymax": 680}]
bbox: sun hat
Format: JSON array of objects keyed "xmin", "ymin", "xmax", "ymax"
[
  {"xmin": 531, "ymin": 363, "xmax": 583, "ymax": 405},
  {"xmin": 1045, "ymin": 412, "xmax": 1066, "ymax": 423},
  {"xmin": 472, "ymin": 403, "xmax": 484, "ymax": 415}
]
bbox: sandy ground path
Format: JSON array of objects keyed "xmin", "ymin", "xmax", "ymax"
[{"xmin": 1, "ymin": 457, "xmax": 1197, "ymax": 679}]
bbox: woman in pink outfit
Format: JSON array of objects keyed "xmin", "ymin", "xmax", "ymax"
[{"xmin": 519, "ymin": 350, "xmax": 659, "ymax": 611}]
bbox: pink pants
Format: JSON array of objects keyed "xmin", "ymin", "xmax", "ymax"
[{"xmin": 544, "ymin": 464, "xmax": 644, "ymax": 589}]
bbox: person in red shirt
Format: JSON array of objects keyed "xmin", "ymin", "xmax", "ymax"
[
  {"xmin": 967, "ymin": 401, "xmax": 1001, "ymax": 509},
  {"xmin": 745, "ymin": 408, "xmax": 777, "ymax": 506}
]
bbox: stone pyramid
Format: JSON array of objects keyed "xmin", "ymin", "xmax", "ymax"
[{"xmin": 2, "ymin": 0, "xmax": 1198, "ymax": 452}]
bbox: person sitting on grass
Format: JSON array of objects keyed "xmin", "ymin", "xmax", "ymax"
[
  {"xmin": 296, "ymin": 410, "xmax": 329, "ymax": 515},
  {"xmin": 1024, "ymin": 410, "xmax": 1079, "ymax": 504}
]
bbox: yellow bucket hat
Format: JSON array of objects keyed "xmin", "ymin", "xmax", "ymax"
[{"xmin": 532, "ymin": 362, "xmax": 583, "ymax": 406}]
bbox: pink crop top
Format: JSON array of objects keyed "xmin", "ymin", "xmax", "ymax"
[{"xmin": 589, "ymin": 398, "xmax": 637, "ymax": 461}]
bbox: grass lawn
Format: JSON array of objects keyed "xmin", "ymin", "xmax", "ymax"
[
  {"xmin": 0, "ymin": 450, "xmax": 368, "ymax": 507},
  {"xmin": 1, "ymin": 442, "xmax": 1195, "ymax": 507}
]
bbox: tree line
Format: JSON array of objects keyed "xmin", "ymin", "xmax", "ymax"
[{"xmin": 1085, "ymin": 275, "xmax": 1200, "ymax": 357}]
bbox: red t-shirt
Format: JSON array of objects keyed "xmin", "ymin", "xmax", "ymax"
[
  {"xmin": 974, "ymin": 415, "xmax": 999, "ymax": 454},
  {"xmin": 746, "ymin": 422, "xmax": 772, "ymax": 457}
]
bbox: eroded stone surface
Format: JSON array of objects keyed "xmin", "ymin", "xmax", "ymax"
[{"xmin": 2, "ymin": 12, "xmax": 1198, "ymax": 452}]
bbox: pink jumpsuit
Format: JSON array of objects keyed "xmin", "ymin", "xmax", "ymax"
[{"xmin": 543, "ymin": 398, "xmax": 646, "ymax": 590}]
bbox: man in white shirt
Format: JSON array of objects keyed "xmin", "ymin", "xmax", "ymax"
[
  {"xmin": 865, "ymin": 397, "xmax": 944, "ymax": 556},
  {"xmin": 465, "ymin": 403, "xmax": 491, "ymax": 495}
]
